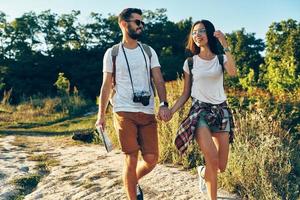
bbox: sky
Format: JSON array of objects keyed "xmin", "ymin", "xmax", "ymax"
[{"xmin": 0, "ymin": 0, "xmax": 299, "ymax": 40}]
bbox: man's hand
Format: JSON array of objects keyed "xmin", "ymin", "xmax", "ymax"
[
  {"xmin": 95, "ymin": 117, "xmax": 106, "ymax": 130},
  {"xmin": 158, "ymin": 107, "xmax": 172, "ymax": 122}
]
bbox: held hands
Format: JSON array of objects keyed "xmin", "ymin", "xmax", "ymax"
[
  {"xmin": 157, "ymin": 106, "xmax": 172, "ymax": 122},
  {"xmin": 214, "ymin": 30, "xmax": 228, "ymax": 48}
]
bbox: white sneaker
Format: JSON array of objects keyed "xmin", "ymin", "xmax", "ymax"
[{"xmin": 197, "ymin": 166, "xmax": 207, "ymax": 193}]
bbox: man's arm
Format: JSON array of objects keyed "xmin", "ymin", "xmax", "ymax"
[
  {"xmin": 151, "ymin": 67, "xmax": 170, "ymax": 121},
  {"xmin": 152, "ymin": 67, "xmax": 167, "ymax": 102},
  {"xmin": 95, "ymin": 72, "xmax": 113, "ymax": 129}
]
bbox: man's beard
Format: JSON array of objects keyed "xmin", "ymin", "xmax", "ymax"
[{"xmin": 127, "ymin": 25, "xmax": 142, "ymax": 40}]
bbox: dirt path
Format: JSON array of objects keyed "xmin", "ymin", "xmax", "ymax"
[{"xmin": 0, "ymin": 135, "xmax": 239, "ymax": 200}]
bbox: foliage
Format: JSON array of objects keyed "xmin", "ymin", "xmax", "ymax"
[
  {"xmin": 262, "ymin": 19, "xmax": 300, "ymax": 94},
  {"xmin": 225, "ymin": 28, "xmax": 265, "ymax": 89},
  {"xmin": 100, "ymin": 79, "xmax": 299, "ymax": 199},
  {"xmin": 219, "ymin": 110, "xmax": 299, "ymax": 200},
  {"xmin": 2, "ymin": 79, "xmax": 299, "ymax": 199},
  {"xmin": 54, "ymin": 72, "xmax": 70, "ymax": 95},
  {"xmin": 1, "ymin": 9, "xmax": 298, "ymax": 104},
  {"xmin": 0, "ymin": 94, "xmax": 92, "ymax": 128}
]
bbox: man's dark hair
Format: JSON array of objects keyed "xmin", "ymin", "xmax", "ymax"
[{"xmin": 118, "ymin": 8, "xmax": 142, "ymax": 22}]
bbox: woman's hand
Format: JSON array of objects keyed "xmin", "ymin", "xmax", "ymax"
[
  {"xmin": 158, "ymin": 107, "xmax": 172, "ymax": 122},
  {"xmin": 214, "ymin": 30, "xmax": 228, "ymax": 48}
]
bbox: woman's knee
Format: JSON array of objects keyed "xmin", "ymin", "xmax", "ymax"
[
  {"xmin": 218, "ymin": 163, "xmax": 227, "ymax": 173},
  {"xmin": 212, "ymin": 158, "xmax": 219, "ymax": 170},
  {"xmin": 206, "ymin": 157, "xmax": 219, "ymax": 172}
]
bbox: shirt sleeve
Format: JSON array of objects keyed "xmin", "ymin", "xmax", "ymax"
[
  {"xmin": 103, "ymin": 48, "xmax": 113, "ymax": 73},
  {"xmin": 183, "ymin": 59, "xmax": 190, "ymax": 74},
  {"xmin": 149, "ymin": 47, "xmax": 161, "ymax": 69}
]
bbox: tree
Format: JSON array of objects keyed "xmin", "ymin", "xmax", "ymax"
[
  {"xmin": 0, "ymin": 66, "xmax": 8, "ymax": 93},
  {"xmin": 37, "ymin": 10, "xmax": 60, "ymax": 55},
  {"xmin": 225, "ymin": 28, "xmax": 265, "ymax": 89},
  {"xmin": 57, "ymin": 10, "xmax": 81, "ymax": 50},
  {"xmin": 263, "ymin": 19, "xmax": 300, "ymax": 94},
  {"xmin": 142, "ymin": 9, "xmax": 192, "ymax": 80},
  {"xmin": 54, "ymin": 72, "xmax": 70, "ymax": 95},
  {"xmin": 0, "ymin": 11, "xmax": 7, "ymax": 60},
  {"xmin": 7, "ymin": 12, "xmax": 41, "ymax": 61}
]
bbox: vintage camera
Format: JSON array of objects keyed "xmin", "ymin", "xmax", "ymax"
[{"xmin": 133, "ymin": 91, "xmax": 151, "ymax": 106}]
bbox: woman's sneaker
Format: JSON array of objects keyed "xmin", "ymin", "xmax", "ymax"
[
  {"xmin": 197, "ymin": 166, "xmax": 207, "ymax": 193},
  {"xmin": 136, "ymin": 184, "xmax": 144, "ymax": 200}
]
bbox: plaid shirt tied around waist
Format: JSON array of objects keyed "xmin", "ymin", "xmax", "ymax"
[{"xmin": 174, "ymin": 98, "xmax": 234, "ymax": 155}]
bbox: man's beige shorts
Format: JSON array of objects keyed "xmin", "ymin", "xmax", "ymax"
[{"xmin": 114, "ymin": 111, "xmax": 158, "ymax": 155}]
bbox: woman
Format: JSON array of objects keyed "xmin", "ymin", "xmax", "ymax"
[{"xmin": 170, "ymin": 20, "xmax": 236, "ymax": 200}]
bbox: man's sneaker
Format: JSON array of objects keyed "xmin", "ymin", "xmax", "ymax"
[
  {"xmin": 197, "ymin": 166, "xmax": 207, "ymax": 193},
  {"xmin": 136, "ymin": 184, "xmax": 144, "ymax": 200}
]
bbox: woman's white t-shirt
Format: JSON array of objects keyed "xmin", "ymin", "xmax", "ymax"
[
  {"xmin": 183, "ymin": 55, "xmax": 228, "ymax": 104},
  {"xmin": 103, "ymin": 43, "xmax": 160, "ymax": 114}
]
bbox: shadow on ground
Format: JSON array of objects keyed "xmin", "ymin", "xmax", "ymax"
[{"xmin": 0, "ymin": 129, "xmax": 93, "ymax": 137}]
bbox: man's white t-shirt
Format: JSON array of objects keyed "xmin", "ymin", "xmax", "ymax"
[
  {"xmin": 103, "ymin": 43, "xmax": 161, "ymax": 114},
  {"xmin": 183, "ymin": 55, "xmax": 228, "ymax": 104}
]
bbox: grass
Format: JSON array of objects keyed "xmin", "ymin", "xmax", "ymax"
[
  {"xmin": 9, "ymin": 174, "xmax": 42, "ymax": 200},
  {"xmin": 0, "ymin": 95, "xmax": 93, "ymax": 131},
  {"xmin": 219, "ymin": 111, "xmax": 298, "ymax": 199},
  {"xmin": 28, "ymin": 154, "xmax": 60, "ymax": 174},
  {"xmin": 1, "ymin": 80, "xmax": 299, "ymax": 199},
  {"xmin": 5, "ymin": 136, "xmax": 60, "ymax": 200}
]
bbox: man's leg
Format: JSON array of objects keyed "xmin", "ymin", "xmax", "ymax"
[
  {"xmin": 124, "ymin": 151, "xmax": 139, "ymax": 200},
  {"xmin": 136, "ymin": 113, "xmax": 158, "ymax": 180},
  {"xmin": 136, "ymin": 153, "xmax": 158, "ymax": 180},
  {"xmin": 114, "ymin": 112, "xmax": 140, "ymax": 200}
]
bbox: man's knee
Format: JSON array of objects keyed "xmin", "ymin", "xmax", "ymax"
[
  {"xmin": 142, "ymin": 153, "xmax": 158, "ymax": 167},
  {"xmin": 124, "ymin": 152, "xmax": 138, "ymax": 170}
]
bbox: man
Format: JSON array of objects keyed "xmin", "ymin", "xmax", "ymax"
[{"xmin": 95, "ymin": 8, "xmax": 170, "ymax": 200}]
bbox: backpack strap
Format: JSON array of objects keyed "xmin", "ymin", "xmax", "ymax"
[
  {"xmin": 111, "ymin": 43, "xmax": 120, "ymax": 88},
  {"xmin": 140, "ymin": 43, "xmax": 156, "ymax": 97},
  {"xmin": 187, "ymin": 57, "xmax": 193, "ymax": 73},
  {"xmin": 217, "ymin": 54, "xmax": 226, "ymax": 87},
  {"xmin": 141, "ymin": 43, "xmax": 152, "ymax": 60},
  {"xmin": 187, "ymin": 57, "xmax": 193, "ymax": 87},
  {"xmin": 217, "ymin": 54, "xmax": 225, "ymax": 72}
]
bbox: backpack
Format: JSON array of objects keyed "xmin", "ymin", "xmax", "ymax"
[
  {"xmin": 187, "ymin": 54, "xmax": 225, "ymax": 86},
  {"xmin": 110, "ymin": 43, "xmax": 156, "ymax": 96}
]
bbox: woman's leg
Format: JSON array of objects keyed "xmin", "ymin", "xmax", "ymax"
[
  {"xmin": 211, "ymin": 132, "xmax": 229, "ymax": 173},
  {"xmin": 195, "ymin": 126, "xmax": 219, "ymax": 200}
]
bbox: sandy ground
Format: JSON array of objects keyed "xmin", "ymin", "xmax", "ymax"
[{"xmin": 0, "ymin": 135, "xmax": 239, "ymax": 200}]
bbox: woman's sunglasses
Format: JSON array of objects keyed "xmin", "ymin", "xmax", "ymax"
[
  {"xmin": 192, "ymin": 28, "xmax": 206, "ymax": 36},
  {"xmin": 125, "ymin": 19, "xmax": 145, "ymax": 27}
]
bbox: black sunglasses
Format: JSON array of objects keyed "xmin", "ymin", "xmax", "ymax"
[{"xmin": 125, "ymin": 19, "xmax": 145, "ymax": 27}]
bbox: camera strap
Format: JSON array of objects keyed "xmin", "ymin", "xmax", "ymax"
[
  {"xmin": 138, "ymin": 43, "xmax": 152, "ymax": 94},
  {"xmin": 121, "ymin": 43, "xmax": 152, "ymax": 95}
]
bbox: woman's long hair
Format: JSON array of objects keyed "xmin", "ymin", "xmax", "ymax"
[{"xmin": 186, "ymin": 20, "xmax": 221, "ymax": 56}]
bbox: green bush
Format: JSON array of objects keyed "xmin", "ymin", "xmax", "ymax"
[{"xmin": 219, "ymin": 110, "xmax": 299, "ymax": 200}]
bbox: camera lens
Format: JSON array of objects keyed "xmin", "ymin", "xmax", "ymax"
[{"xmin": 141, "ymin": 95, "xmax": 150, "ymax": 106}]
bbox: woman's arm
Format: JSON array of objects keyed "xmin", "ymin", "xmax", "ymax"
[
  {"xmin": 170, "ymin": 71, "xmax": 192, "ymax": 115},
  {"xmin": 214, "ymin": 30, "xmax": 237, "ymax": 77},
  {"xmin": 223, "ymin": 50, "xmax": 237, "ymax": 76}
]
